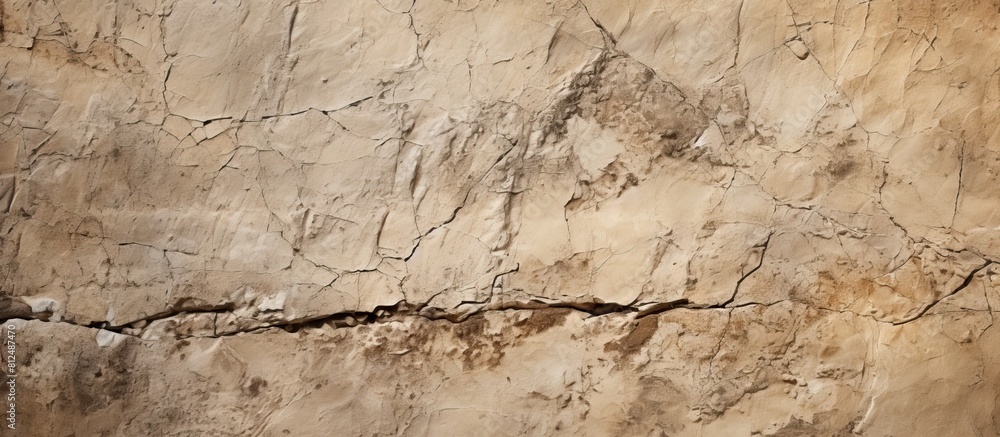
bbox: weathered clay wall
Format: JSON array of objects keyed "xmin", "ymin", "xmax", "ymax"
[{"xmin": 2, "ymin": 0, "xmax": 1000, "ymax": 435}]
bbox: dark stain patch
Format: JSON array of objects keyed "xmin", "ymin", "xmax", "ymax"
[
  {"xmin": 604, "ymin": 316, "xmax": 659, "ymax": 357},
  {"xmin": 463, "ymin": 339, "xmax": 506, "ymax": 370},
  {"xmin": 451, "ymin": 314, "xmax": 490, "ymax": 342},
  {"xmin": 244, "ymin": 376, "xmax": 268, "ymax": 397},
  {"xmin": 540, "ymin": 53, "xmax": 610, "ymax": 143},
  {"xmin": 513, "ymin": 308, "xmax": 571, "ymax": 336},
  {"xmin": 402, "ymin": 328, "xmax": 433, "ymax": 351},
  {"xmin": 22, "ymin": 344, "xmax": 41, "ymax": 368},
  {"xmin": 450, "ymin": 315, "xmax": 506, "ymax": 369},
  {"xmin": 168, "ymin": 339, "xmax": 190, "ymax": 357},
  {"xmin": 825, "ymin": 158, "xmax": 856, "ymax": 179},
  {"xmin": 106, "ymin": 344, "xmax": 136, "ymax": 401},
  {"xmin": 70, "ymin": 338, "xmax": 147, "ymax": 414},
  {"xmin": 617, "ymin": 173, "xmax": 639, "ymax": 196},
  {"xmin": 770, "ymin": 417, "xmax": 828, "ymax": 437}
]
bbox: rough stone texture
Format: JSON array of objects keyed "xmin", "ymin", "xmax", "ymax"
[{"xmin": 2, "ymin": 0, "xmax": 1000, "ymax": 435}]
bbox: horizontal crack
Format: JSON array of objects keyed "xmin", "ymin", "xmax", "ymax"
[
  {"xmin": 6, "ymin": 297, "xmax": 707, "ymax": 340},
  {"xmin": 6, "ymin": 256, "xmax": 994, "ymax": 338}
]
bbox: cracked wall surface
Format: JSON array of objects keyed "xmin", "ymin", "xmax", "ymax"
[{"xmin": 3, "ymin": 0, "xmax": 1000, "ymax": 435}]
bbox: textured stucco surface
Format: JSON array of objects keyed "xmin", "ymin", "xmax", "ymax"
[{"xmin": 3, "ymin": 0, "xmax": 1000, "ymax": 435}]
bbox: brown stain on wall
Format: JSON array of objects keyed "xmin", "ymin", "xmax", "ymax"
[{"xmin": 604, "ymin": 316, "xmax": 659, "ymax": 357}]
